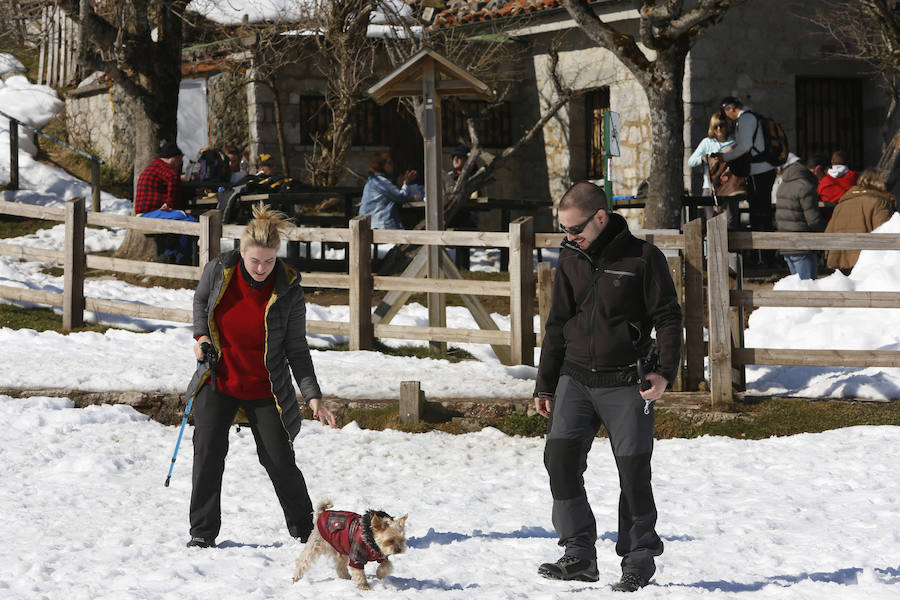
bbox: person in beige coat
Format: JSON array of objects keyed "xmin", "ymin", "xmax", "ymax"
[{"xmin": 825, "ymin": 169, "xmax": 896, "ymax": 272}]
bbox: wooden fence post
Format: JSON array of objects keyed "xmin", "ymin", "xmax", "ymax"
[
  {"xmin": 199, "ymin": 209, "xmax": 221, "ymax": 269},
  {"xmin": 90, "ymin": 160, "xmax": 101, "ymax": 212},
  {"xmin": 9, "ymin": 120, "xmax": 18, "ymax": 191},
  {"xmin": 537, "ymin": 261, "xmax": 553, "ymax": 346},
  {"xmin": 400, "ymin": 381, "xmax": 425, "ymax": 424},
  {"xmin": 706, "ymin": 212, "xmax": 732, "ymax": 406},
  {"xmin": 349, "ymin": 215, "xmax": 373, "ymax": 351},
  {"xmin": 667, "ymin": 253, "xmax": 685, "ymax": 392},
  {"xmin": 63, "ymin": 196, "xmax": 85, "ymax": 331},
  {"xmin": 682, "ymin": 218, "xmax": 705, "ymax": 390},
  {"xmin": 509, "ymin": 216, "xmax": 534, "ymax": 365}
]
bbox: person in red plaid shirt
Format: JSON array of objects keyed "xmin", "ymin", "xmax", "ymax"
[{"xmin": 134, "ymin": 141, "xmax": 184, "ymax": 214}]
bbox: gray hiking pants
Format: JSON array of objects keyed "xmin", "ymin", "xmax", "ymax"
[{"xmin": 543, "ymin": 375, "xmax": 663, "ymax": 580}]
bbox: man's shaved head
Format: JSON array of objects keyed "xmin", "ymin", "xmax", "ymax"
[{"xmin": 559, "ymin": 181, "xmax": 608, "ymax": 215}]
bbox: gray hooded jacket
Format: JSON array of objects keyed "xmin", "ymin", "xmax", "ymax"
[{"xmin": 186, "ymin": 249, "xmax": 321, "ymax": 439}]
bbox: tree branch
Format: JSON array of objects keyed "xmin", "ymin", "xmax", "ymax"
[{"xmin": 562, "ymin": 0, "xmax": 652, "ymax": 85}]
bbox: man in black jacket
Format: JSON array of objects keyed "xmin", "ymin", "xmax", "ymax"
[{"xmin": 535, "ymin": 182, "xmax": 682, "ymax": 592}]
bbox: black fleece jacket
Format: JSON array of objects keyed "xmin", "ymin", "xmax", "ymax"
[{"xmin": 534, "ymin": 213, "xmax": 682, "ymax": 397}]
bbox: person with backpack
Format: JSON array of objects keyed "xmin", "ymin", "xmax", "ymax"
[{"xmin": 718, "ymin": 96, "xmax": 781, "ymax": 235}]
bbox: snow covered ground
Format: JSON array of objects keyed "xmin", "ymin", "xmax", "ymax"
[
  {"xmin": 5, "ymin": 50, "xmax": 900, "ymax": 401},
  {"xmin": 2, "ymin": 48, "xmax": 899, "ymax": 600},
  {"xmin": 1, "ymin": 395, "xmax": 898, "ymax": 599}
]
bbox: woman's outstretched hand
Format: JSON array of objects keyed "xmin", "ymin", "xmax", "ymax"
[{"xmin": 308, "ymin": 397, "xmax": 337, "ymax": 428}]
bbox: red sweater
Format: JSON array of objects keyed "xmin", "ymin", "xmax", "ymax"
[
  {"xmin": 134, "ymin": 158, "xmax": 183, "ymax": 214},
  {"xmin": 213, "ymin": 268, "xmax": 276, "ymax": 399},
  {"xmin": 818, "ymin": 170, "xmax": 859, "ymax": 205}
]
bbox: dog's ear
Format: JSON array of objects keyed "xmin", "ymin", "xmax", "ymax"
[
  {"xmin": 371, "ymin": 514, "xmax": 385, "ymax": 531},
  {"xmin": 397, "ymin": 514, "xmax": 408, "ymax": 527}
]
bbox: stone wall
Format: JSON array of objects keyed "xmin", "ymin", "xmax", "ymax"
[
  {"xmin": 207, "ymin": 70, "xmax": 249, "ymax": 152},
  {"xmin": 66, "ymin": 70, "xmax": 249, "ymax": 177},
  {"xmin": 686, "ymin": 0, "xmax": 888, "ymax": 193},
  {"xmin": 531, "ymin": 41, "xmax": 651, "ymax": 208},
  {"xmin": 66, "ymin": 83, "xmax": 137, "ymax": 175}
]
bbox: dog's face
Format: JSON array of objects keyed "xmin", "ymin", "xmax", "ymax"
[{"xmin": 371, "ymin": 514, "xmax": 408, "ymax": 557}]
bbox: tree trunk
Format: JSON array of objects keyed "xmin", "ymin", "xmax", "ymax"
[
  {"xmin": 271, "ymin": 86, "xmax": 290, "ymax": 177},
  {"xmin": 117, "ymin": 105, "xmax": 162, "ymax": 261},
  {"xmin": 642, "ymin": 49, "xmax": 687, "ymax": 230},
  {"xmin": 877, "ymin": 95, "xmax": 900, "ymax": 188},
  {"xmin": 132, "ymin": 106, "xmax": 161, "ymax": 197}
]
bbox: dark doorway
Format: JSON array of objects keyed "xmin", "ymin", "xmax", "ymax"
[{"xmin": 795, "ymin": 77, "xmax": 863, "ymax": 169}]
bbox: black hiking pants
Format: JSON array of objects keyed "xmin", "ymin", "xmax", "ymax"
[
  {"xmin": 748, "ymin": 169, "xmax": 777, "ymax": 232},
  {"xmin": 543, "ymin": 375, "xmax": 663, "ymax": 581},
  {"xmin": 189, "ymin": 385, "xmax": 314, "ymax": 541}
]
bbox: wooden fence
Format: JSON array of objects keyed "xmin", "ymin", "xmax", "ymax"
[
  {"xmin": 23, "ymin": 200, "xmax": 900, "ymax": 404},
  {"xmin": 36, "ymin": 4, "xmax": 80, "ymax": 88},
  {"xmin": 0, "ymin": 198, "xmax": 539, "ymax": 364},
  {"xmin": 706, "ymin": 212, "xmax": 900, "ymax": 405}
]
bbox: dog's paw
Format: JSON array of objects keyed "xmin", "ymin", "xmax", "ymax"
[{"xmin": 376, "ymin": 560, "xmax": 393, "ymax": 579}]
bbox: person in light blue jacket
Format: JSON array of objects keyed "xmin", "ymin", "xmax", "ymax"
[
  {"xmin": 688, "ymin": 112, "xmax": 736, "ymax": 225},
  {"xmin": 359, "ymin": 152, "xmax": 418, "ymax": 229}
]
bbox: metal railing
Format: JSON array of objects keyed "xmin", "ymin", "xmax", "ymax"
[{"xmin": 1, "ymin": 108, "xmax": 105, "ymax": 211}]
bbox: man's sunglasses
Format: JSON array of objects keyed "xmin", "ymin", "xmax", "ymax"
[{"xmin": 558, "ymin": 210, "xmax": 597, "ymax": 235}]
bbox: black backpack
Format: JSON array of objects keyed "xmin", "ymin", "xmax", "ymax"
[
  {"xmin": 748, "ymin": 111, "xmax": 790, "ymax": 167},
  {"xmin": 197, "ymin": 148, "xmax": 229, "ymax": 182}
]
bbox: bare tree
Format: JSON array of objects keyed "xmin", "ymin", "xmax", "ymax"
[
  {"xmin": 808, "ymin": 0, "xmax": 900, "ymax": 187},
  {"xmin": 58, "ymin": 0, "xmax": 189, "ymax": 181},
  {"xmin": 562, "ymin": 0, "xmax": 747, "ymax": 228},
  {"xmin": 377, "ymin": 2, "xmax": 576, "ymax": 225},
  {"xmin": 303, "ymin": 0, "xmax": 377, "ymax": 186},
  {"xmin": 236, "ymin": 21, "xmax": 308, "ymax": 177}
]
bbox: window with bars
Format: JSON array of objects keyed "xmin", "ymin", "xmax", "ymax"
[
  {"xmin": 585, "ymin": 88, "xmax": 610, "ymax": 180},
  {"xmin": 795, "ymin": 77, "xmax": 863, "ymax": 169},
  {"xmin": 442, "ymin": 100, "xmax": 512, "ymax": 148},
  {"xmin": 299, "ymin": 96, "xmax": 394, "ymax": 146}
]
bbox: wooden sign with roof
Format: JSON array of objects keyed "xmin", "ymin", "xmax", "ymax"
[{"xmin": 367, "ymin": 49, "xmax": 494, "ymax": 353}]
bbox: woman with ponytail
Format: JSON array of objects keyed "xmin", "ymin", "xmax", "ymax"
[{"xmin": 185, "ymin": 202, "xmax": 336, "ymax": 549}]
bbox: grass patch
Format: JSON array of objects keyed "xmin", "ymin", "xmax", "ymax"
[
  {"xmin": 322, "ymin": 339, "xmax": 476, "ymax": 362},
  {"xmin": 321, "ymin": 396, "xmax": 899, "ymax": 439},
  {"xmin": 41, "ymin": 263, "xmax": 197, "ymax": 291},
  {"xmin": 0, "ymin": 216, "xmax": 51, "ymax": 239},
  {"xmin": 0, "ymin": 303, "xmax": 118, "ymax": 334}
]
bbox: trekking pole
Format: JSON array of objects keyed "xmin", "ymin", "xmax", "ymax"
[
  {"xmin": 164, "ymin": 392, "xmax": 195, "ymax": 487},
  {"xmin": 164, "ymin": 342, "xmax": 212, "ymax": 487}
]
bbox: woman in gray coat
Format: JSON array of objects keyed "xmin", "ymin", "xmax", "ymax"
[
  {"xmin": 775, "ymin": 155, "xmax": 827, "ymax": 279},
  {"xmin": 185, "ymin": 202, "xmax": 336, "ymax": 549}
]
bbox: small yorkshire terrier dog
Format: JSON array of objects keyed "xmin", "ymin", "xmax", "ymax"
[{"xmin": 293, "ymin": 499, "xmax": 408, "ymax": 590}]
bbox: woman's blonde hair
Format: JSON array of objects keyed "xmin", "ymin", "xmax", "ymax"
[
  {"xmin": 707, "ymin": 112, "xmax": 729, "ymax": 139},
  {"xmin": 240, "ymin": 202, "xmax": 291, "ymax": 251}
]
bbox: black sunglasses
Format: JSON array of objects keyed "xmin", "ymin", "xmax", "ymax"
[{"xmin": 558, "ymin": 211, "xmax": 597, "ymax": 235}]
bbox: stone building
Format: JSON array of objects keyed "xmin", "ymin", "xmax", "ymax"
[
  {"xmin": 66, "ymin": 0, "xmax": 891, "ymax": 221},
  {"xmin": 66, "ymin": 60, "xmax": 248, "ymax": 178},
  {"xmin": 432, "ymin": 0, "xmax": 892, "ymax": 210}
]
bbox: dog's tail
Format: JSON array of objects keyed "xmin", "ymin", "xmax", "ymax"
[{"xmin": 314, "ymin": 498, "xmax": 334, "ymax": 517}]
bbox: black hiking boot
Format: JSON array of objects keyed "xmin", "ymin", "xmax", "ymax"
[
  {"xmin": 186, "ymin": 536, "xmax": 216, "ymax": 548},
  {"xmin": 613, "ymin": 572, "xmax": 648, "ymax": 592},
  {"xmin": 538, "ymin": 555, "xmax": 599, "ymax": 582}
]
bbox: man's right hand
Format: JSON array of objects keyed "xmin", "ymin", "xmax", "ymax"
[{"xmin": 534, "ymin": 396, "xmax": 552, "ymax": 418}]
